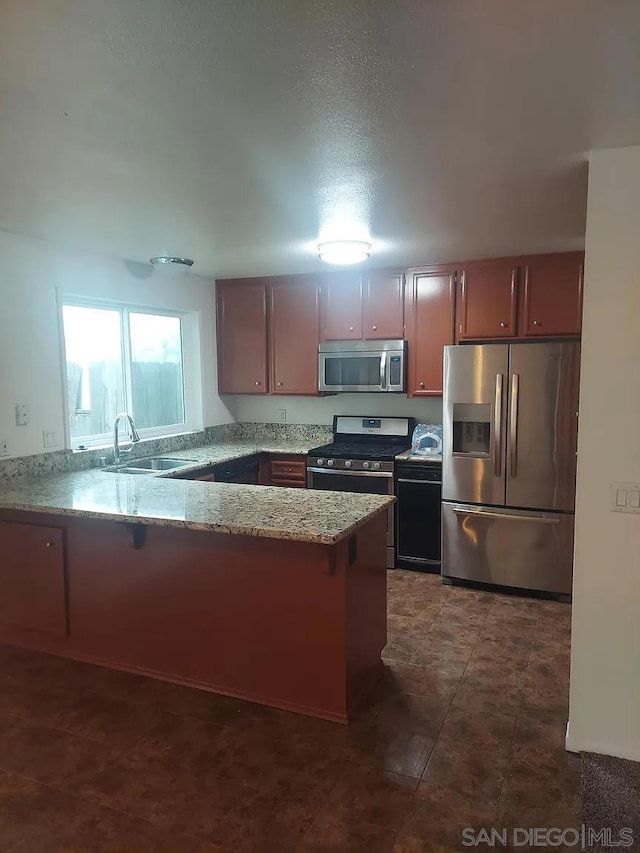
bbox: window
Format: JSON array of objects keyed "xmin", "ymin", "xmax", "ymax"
[{"xmin": 61, "ymin": 301, "xmax": 194, "ymax": 448}]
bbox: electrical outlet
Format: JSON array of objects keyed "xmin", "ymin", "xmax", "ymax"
[
  {"xmin": 0, "ymin": 441, "xmax": 8, "ymax": 456},
  {"xmin": 43, "ymin": 430, "xmax": 59, "ymax": 449},
  {"xmin": 15, "ymin": 404, "xmax": 30, "ymax": 427},
  {"xmin": 279, "ymin": 408, "xmax": 287, "ymax": 423}
]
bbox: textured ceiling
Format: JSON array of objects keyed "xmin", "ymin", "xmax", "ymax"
[{"xmin": 1, "ymin": 0, "xmax": 639, "ymax": 277}]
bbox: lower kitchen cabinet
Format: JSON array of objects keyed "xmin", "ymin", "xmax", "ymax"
[
  {"xmin": 0, "ymin": 521, "xmax": 67, "ymax": 635},
  {"xmin": 263, "ymin": 455, "xmax": 307, "ymax": 488},
  {"xmin": 404, "ymin": 266, "xmax": 456, "ymax": 396}
]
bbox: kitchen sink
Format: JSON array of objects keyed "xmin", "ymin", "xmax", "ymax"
[{"xmin": 103, "ymin": 457, "xmax": 196, "ymax": 474}]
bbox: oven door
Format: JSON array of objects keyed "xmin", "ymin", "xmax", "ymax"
[{"xmin": 307, "ymin": 467, "xmax": 395, "ymax": 567}]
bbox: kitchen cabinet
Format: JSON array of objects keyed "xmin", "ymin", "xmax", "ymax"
[
  {"xmin": 519, "ymin": 252, "xmax": 583, "ymax": 337},
  {"xmin": 267, "ymin": 455, "xmax": 307, "ymax": 488},
  {"xmin": 0, "ymin": 521, "xmax": 67, "ymax": 635},
  {"xmin": 320, "ymin": 272, "xmax": 363, "ymax": 340},
  {"xmin": 456, "ymin": 258, "xmax": 518, "ymax": 341},
  {"xmin": 321, "ymin": 270, "xmax": 405, "ymax": 342},
  {"xmin": 405, "ymin": 266, "xmax": 456, "ymax": 396},
  {"xmin": 362, "ymin": 270, "xmax": 405, "ymax": 339},
  {"xmin": 216, "ymin": 279, "xmax": 268, "ymax": 394},
  {"xmin": 269, "ymin": 277, "xmax": 319, "ymax": 395}
]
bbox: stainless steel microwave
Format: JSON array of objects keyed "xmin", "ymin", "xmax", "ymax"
[{"xmin": 318, "ymin": 340, "xmax": 406, "ymax": 393}]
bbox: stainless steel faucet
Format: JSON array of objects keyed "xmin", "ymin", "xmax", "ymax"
[{"xmin": 113, "ymin": 413, "xmax": 141, "ymax": 464}]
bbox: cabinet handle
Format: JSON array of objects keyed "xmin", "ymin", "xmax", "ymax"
[
  {"xmin": 349, "ymin": 326, "xmax": 354, "ymax": 332},
  {"xmin": 255, "ymin": 380, "xmax": 261, "ymax": 386},
  {"xmin": 500, "ymin": 322, "xmax": 507, "ymax": 328},
  {"xmin": 277, "ymin": 381, "xmax": 283, "ymax": 387},
  {"xmin": 419, "ymin": 382, "xmax": 425, "ymax": 389},
  {"xmin": 533, "ymin": 320, "xmax": 541, "ymax": 326},
  {"xmin": 372, "ymin": 325, "xmax": 377, "ymax": 331},
  {"xmin": 45, "ymin": 541, "xmax": 54, "ymax": 548}
]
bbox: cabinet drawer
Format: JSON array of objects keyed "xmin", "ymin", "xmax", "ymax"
[
  {"xmin": 270, "ymin": 459, "xmax": 306, "ymax": 481},
  {"xmin": 0, "ymin": 521, "xmax": 67, "ymax": 635},
  {"xmin": 270, "ymin": 477, "xmax": 307, "ymax": 489}
]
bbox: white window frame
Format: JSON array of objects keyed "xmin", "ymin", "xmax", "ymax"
[{"xmin": 59, "ymin": 295, "xmax": 203, "ymax": 450}]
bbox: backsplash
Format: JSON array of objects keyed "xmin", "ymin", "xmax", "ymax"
[{"xmin": 0, "ymin": 422, "xmax": 332, "ymax": 485}]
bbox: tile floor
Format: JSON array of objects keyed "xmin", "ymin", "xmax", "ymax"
[{"xmin": 0, "ymin": 571, "xmax": 579, "ymax": 852}]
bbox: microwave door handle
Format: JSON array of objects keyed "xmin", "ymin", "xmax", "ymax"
[{"xmin": 380, "ymin": 351, "xmax": 388, "ymax": 390}]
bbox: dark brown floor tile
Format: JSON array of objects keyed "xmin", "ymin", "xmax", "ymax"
[
  {"xmin": 0, "ymin": 714, "xmax": 115, "ymax": 795},
  {"xmin": 422, "ymin": 735, "xmax": 509, "ymax": 804},
  {"xmin": 437, "ymin": 705, "xmax": 516, "ymax": 760},
  {"xmin": 344, "ymin": 726, "xmax": 436, "ymax": 779},
  {"xmin": 372, "ymin": 661, "xmax": 461, "ymax": 703},
  {"xmin": 383, "ymin": 634, "xmax": 423, "ymax": 663},
  {"xmin": 388, "ymin": 613, "xmax": 438, "ymax": 640},
  {"xmin": 393, "ymin": 782, "xmax": 499, "ymax": 852},
  {"xmin": 451, "ymin": 677, "xmax": 523, "ymax": 715},
  {"xmin": 520, "ymin": 678, "xmax": 569, "ymax": 715},
  {"xmin": 463, "ymin": 651, "xmax": 529, "ymax": 689},
  {"xmin": 472, "ymin": 634, "xmax": 533, "ymax": 663},
  {"xmin": 423, "ymin": 621, "xmax": 482, "ymax": 649},
  {"xmin": 410, "ymin": 638, "xmax": 475, "ymax": 672},
  {"xmin": 0, "ymin": 772, "xmax": 223, "ymax": 852},
  {"xmin": 299, "ymin": 812, "xmax": 397, "ymax": 852},
  {"xmin": 322, "ymin": 764, "xmax": 418, "ymax": 830},
  {"xmin": 511, "ymin": 707, "xmax": 569, "ymax": 749},
  {"xmin": 205, "ymin": 786, "xmax": 316, "ymax": 851},
  {"xmin": 373, "ymin": 692, "xmax": 452, "ymax": 739},
  {"xmin": 498, "ymin": 763, "xmax": 581, "ymax": 830}
]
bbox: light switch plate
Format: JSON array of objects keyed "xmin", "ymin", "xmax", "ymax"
[
  {"xmin": 0, "ymin": 441, "xmax": 7, "ymax": 456},
  {"xmin": 279, "ymin": 409, "xmax": 287, "ymax": 423},
  {"xmin": 611, "ymin": 481, "xmax": 640, "ymax": 514},
  {"xmin": 42, "ymin": 430, "xmax": 59, "ymax": 449}
]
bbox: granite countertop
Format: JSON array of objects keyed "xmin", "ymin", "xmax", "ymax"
[
  {"xmin": 395, "ymin": 450, "xmax": 443, "ymax": 463},
  {"xmin": 0, "ymin": 440, "xmax": 393, "ymax": 545}
]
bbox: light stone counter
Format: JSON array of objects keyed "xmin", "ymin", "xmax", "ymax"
[{"xmin": 0, "ymin": 440, "xmax": 393, "ymax": 545}]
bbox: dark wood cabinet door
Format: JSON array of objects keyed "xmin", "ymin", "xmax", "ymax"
[
  {"xmin": 217, "ymin": 280, "xmax": 268, "ymax": 394},
  {"xmin": 520, "ymin": 252, "xmax": 584, "ymax": 337},
  {"xmin": 269, "ymin": 277, "xmax": 319, "ymax": 395},
  {"xmin": 0, "ymin": 521, "xmax": 67, "ymax": 635},
  {"xmin": 363, "ymin": 270, "xmax": 405, "ymax": 339},
  {"xmin": 457, "ymin": 259, "xmax": 519, "ymax": 340},
  {"xmin": 405, "ymin": 267, "xmax": 456, "ymax": 396},
  {"xmin": 320, "ymin": 272, "xmax": 363, "ymax": 341}
]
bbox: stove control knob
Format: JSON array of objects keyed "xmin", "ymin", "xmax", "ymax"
[
  {"xmin": 344, "ymin": 460, "xmax": 352, "ymax": 468},
  {"xmin": 316, "ymin": 458, "xmax": 324, "ymax": 466},
  {"xmin": 327, "ymin": 459, "xmax": 335, "ymax": 467},
  {"xmin": 372, "ymin": 462, "xmax": 381, "ymax": 470},
  {"xmin": 362, "ymin": 461, "xmax": 370, "ymax": 470}
]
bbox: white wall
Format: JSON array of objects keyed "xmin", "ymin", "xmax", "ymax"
[
  {"xmin": 0, "ymin": 230, "xmax": 233, "ymax": 459},
  {"xmin": 568, "ymin": 146, "xmax": 640, "ymax": 762},
  {"xmin": 226, "ymin": 393, "xmax": 443, "ymax": 426}
]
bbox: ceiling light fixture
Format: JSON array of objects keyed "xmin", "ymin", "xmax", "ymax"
[
  {"xmin": 317, "ymin": 240, "xmax": 371, "ymax": 265},
  {"xmin": 149, "ymin": 256, "xmax": 194, "ymax": 276}
]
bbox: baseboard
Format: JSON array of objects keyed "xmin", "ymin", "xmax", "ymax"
[{"xmin": 566, "ymin": 722, "xmax": 640, "ymax": 763}]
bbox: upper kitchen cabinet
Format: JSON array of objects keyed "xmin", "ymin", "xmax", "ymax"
[
  {"xmin": 320, "ymin": 272, "xmax": 363, "ymax": 340},
  {"xmin": 320, "ymin": 270, "xmax": 405, "ymax": 341},
  {"xmin": 456, "ymin": 258, "xmax": 518, "ymax": 341},
  {"xmin": 216, "ymin": 279, "xmax": 268, "ymax": 394},
  {"xmin": 519, "ymin": 252, "xmax": 584, "ymax": 337},
  {"xmin": 404, "ymin": 266, "xmax": 456, "ymax": 396},
  {"xmin": 269, "ymin": 276, "xmax": 320, "ymax": 395},
  {"xmin": 362, "ymin": 270, "xmax": 405, "ymax": 339}
]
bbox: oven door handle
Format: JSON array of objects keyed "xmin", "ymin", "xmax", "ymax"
[
  {"xmin": 307, "ymin": 467, "xmax": 393, "ymax": 479},
  {"xmin": 396, "ymin": 478, "xmax": 442, "ymax": 485}
]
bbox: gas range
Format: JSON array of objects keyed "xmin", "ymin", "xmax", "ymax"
[
  {"xmin": 307, "ymin": 416, "xmax": 415, "ymax": 474},
  {"xmin": 306, "ymin": 416, "xmax": 415, "ymax": 569}
]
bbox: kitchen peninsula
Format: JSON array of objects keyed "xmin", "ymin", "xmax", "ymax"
[{"xmin": 0, "ymin": 463, "xmax": 391, "ymax": 723}]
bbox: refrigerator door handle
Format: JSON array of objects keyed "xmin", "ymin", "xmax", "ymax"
[
  {"xmin": 509, "ymin": 372, "xmax": 519, "ymax": 478},
  {"xmin": 494, "ymin": 373, "xmax": 503, "ymax": 477},
  {"xmin": 452, "ymin": 506, "xmax": 560, "ymax": 524}
]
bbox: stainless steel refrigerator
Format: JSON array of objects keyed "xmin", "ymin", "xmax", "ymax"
[{"xmin": 441, "ymin": 342, "xmax": 580, "ymax": 596}]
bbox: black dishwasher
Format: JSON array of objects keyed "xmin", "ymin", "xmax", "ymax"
[
  {"xmin": 213, "ymin": 455, "xmax": 261, "ymax": 484},
  {"xmin": 395, "ymin": 460, "xmax": 442, "ymax": 572}
]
